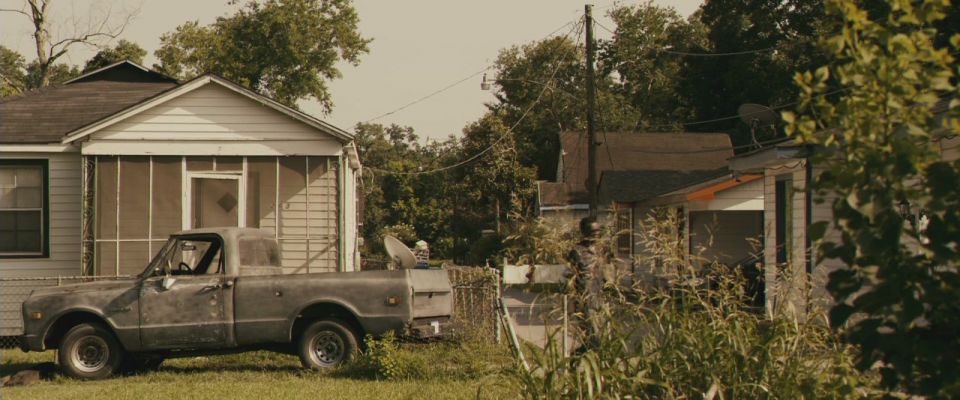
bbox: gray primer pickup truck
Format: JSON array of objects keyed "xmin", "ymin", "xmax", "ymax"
[{"xmin": 19, "ymin": 228, "xmax": 453, "ymax": 379}]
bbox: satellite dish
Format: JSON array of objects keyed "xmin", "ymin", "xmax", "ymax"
[
  {"xmin": 737, "ymin": 103, "xmax": 780, "ymax": 147},
  {"xmin": 383, "ymin": 235, "xmax": 416, "ymax": 270}
]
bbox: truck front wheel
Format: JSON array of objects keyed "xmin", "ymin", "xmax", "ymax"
[
  {"xmin": 298, "ymin": 319, "xmax": 358, "ymax": 369},
  {"xmin": 58, "ymin": 322, "xmax": 124, "ymax": 380}
]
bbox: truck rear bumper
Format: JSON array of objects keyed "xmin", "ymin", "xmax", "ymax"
[
  {"xmin": 407, "ymin": 317, "xmax": 452, "ymax": 338},
  {"xmin": 19, "ymin": 334, "xmax": 42, "ymax": 352}
]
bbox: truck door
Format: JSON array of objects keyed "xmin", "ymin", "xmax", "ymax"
[{"xmin": 139, "ymin": 235, "xmax": 232, "ymax": 349}]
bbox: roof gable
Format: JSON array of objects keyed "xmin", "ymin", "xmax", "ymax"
[
  {"xmin": 64, "ymin": 61, "xmax": 178, "ymax": 84},
  {"xmin": 62, "ymin": 74, "xmax": 352, "ymax": 145}
]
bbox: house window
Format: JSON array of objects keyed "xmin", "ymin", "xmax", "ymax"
[
  {"xmin": 775, "ymin": 177, "xmax": 793, "ymax": 266},
  {"xmin": 0, "ymin": 160, "xmax": 48, "ymax": 257}
]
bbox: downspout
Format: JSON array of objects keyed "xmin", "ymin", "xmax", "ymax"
[{"xmin": 338, "ymin": 154, "xmax": 346, "ymax": 272}]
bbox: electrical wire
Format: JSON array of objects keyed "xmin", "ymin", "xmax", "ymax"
[
  {"xmin": 365, "ymin": 20, "xmax": 585, "ymax": 176},
  {"xmin": 594, "ymin": 20, "xmax": 780, "ymax": 57},
  {"xmin": 357, "ymin": 19, "xmax": 579, "ymax": 126}
]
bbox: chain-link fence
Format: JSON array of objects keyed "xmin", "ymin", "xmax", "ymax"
[
  {"xmin": 0, "ymin": 275, "xmax": 131, "ymax": 348},
  {"xmin": 446, "ymin": 266, "xmax": 501, "ymax": 342}
]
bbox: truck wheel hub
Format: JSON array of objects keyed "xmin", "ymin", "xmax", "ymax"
[
  {"xmin": 312, "ymin": 332, "xmax": 343, "ymax": 364},
  {"xmin": 73, "ymin": 336, "xmax": 109, "ymax": 372}
]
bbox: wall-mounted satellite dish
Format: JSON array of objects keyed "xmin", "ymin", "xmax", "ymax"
[
  {"xmin": 737, "ymin": 103, "xmax": 780, "ymax": 147},
  {"xmin": 383, "ymin": 235, "xmax": 416, "ymax": 270}
]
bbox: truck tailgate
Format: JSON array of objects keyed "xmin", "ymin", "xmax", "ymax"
[{"xmin": 407, "ymin": 269, "xmax": 452, "ymax": 318}]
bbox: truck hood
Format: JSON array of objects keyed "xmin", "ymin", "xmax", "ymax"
[{"xmin": 28, "ymin": 278, "xmax": 139, "ymax": 298}]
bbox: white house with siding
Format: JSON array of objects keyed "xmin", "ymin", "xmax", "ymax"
[
  {"xmin": 730, "ymin": 99, "xmax": 959, "ymax": 313},
  {"xmin": 0, "ymin": 61, "xmax": 362, "ymax": 334}
]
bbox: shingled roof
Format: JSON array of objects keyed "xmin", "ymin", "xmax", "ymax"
[
  {"xmin": 0, "ymin": 61, "xmax": 178, "ymax": 144},
  {"xmin": 544, "ymin": 132, "xmax": 733, "ymax": 206}
]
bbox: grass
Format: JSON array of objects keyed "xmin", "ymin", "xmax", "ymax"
[{"xmin": 0, "ymin": 341, "xmax": 519, "ymax": 400}]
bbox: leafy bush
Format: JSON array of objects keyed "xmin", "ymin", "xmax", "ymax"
[
  {"xmin": 340, "ymin": 332, "xmax": 512, "ymax": 382},
  {"xmin": 511, "ymin": 211, "xmax": 873, "ymax": 399},
  {"xmin": 786, "ymin": 0, "xmax": 960, "ymax": 396}
]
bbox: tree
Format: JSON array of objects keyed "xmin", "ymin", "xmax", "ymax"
[
  {"xmin": 602, "ymin": 2, "xmax": 708, "ymax": 130},
  {"xmin": 0, "ymin": 0, "xmax": 135, "ymax": 89},
  {"xmin": 155, "ymin": 0, "xmax": 370, "ymax": 111},
  {"xmin": 83, "ymin": 39, "xmax": 147, "ymax": 72},
  {"xmin": 489, "ymin": 35, "xmax": 639, "ymax": 181},
  {"xmin": 786, "ymin": 0, "xmax": 959, "ymax": 395},
  {"xmin": 0, "ymin": 46, "xmax": 27, "ymax": 96},
  {"xmin": 353, "ymin": 123, "xmax": 458, "ymax": 258},
  {"xmin": 681, "ymin": 0, "xmax": 827, "ymax": 148}
]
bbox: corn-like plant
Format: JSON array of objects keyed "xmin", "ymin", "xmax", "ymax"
[{"xmin": 511, "ymin": 209, "xmax": 873, "ymax": 399}]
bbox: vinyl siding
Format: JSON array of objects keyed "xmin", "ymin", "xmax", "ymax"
[
  {"xmin": 762, "ymin": 161, "xmax": 807, "ymax": 312},
  {"xmin": 687, "ymin": 178, "xmax": 763, "ymax": 211},
  {"xmin": 941, "ymin": 136, "xmax": 960, "ymax": 163},
  {"xmin": 86, "ymin": 83, "xmax": 343, "ymax": 156},
  {"xmin": 0, "ymin": 152, "xmax": 82, "ymax": 277}
]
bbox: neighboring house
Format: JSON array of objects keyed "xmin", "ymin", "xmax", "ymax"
[
  {"xmin": 536, "ymin": 132, "xmax": 764, "ymax": 272},
  {"xmin": 0, "ymin": 61, "xmax": 362, "ymax": 280},
  {"xmin": 729, "ymin": 99, "xmax": 959, "ymax": 312}
]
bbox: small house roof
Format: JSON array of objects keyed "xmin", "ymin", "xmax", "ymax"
[
  {"xmin": 598, "ymin": 168, "xmax": 731, "ymax": 204},
  {"xmin": 0, "ymin": 61, "xmax": 178, "ymax": 144},
  {"xmin": 547, "ymin": 132, "xmax": 734, "ymax": 206}
]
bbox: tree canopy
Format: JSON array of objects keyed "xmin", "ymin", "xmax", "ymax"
[
  {"xmin": 154, "ymin": 0, "xmax": 370, "ymax": 110},
  {"xmin": 83, "ymin": 39, "xmax": 147, "ymax": 72}
]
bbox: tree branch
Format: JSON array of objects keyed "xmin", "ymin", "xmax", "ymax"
[
  {"xmin": 0, "ymin": 72, "xmax": 26, "ymax": 94},
  {"xmin": 0, "ymin": 7, "xmax": 30, "ymax": 18}
]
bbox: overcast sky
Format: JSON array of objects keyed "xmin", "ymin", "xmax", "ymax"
[{"xmin": 1, "ymin": 0, "xmax": 702, "ymax": 141}]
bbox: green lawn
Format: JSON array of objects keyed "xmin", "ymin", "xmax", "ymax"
[{"xmin": 0, "ymin": 344, "xmax": 519, "ymax": 400}]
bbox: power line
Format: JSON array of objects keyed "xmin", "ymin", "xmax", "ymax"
[
  {"xmin": 594, "ymin": 20, "xmax": 779, "ymax": 57},
  {"xmin": 633, "ymin": 87, "xmax": 852, "ymax": 132},
  {"xmin": 366, "ymin": 20, "xmax": 586, "ymax": 176},
  {"xmin": 357, "ymin": 19, "xmax": 580, "ymax": 126}
]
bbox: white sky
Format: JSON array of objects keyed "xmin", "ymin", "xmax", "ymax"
[{"xmin": 1, "ymin": 0, "xmax": 702, "ymax": 141}]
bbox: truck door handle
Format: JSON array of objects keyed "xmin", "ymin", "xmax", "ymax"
[{"xmin": 201, "ymin": 280, "xmax": 233, "ymax": 292}]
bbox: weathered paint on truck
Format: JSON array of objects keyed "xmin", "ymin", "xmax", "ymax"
[{"xmin": 19, "ymin": 228, "xmax": 453, "ymax": 379}]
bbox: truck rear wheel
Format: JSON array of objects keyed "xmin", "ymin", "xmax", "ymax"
[
  {"xmin": 298, "ymin": 319, "xmax": 358, "ymax": 369},
  {"xmin": 58, "ymin": 322, "xmax": 124, "ymax": 380}
]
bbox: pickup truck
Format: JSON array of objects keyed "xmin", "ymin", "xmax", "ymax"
[{"xmin": 19, "ymin": 228, "xmax": 453, "ymax": 380}]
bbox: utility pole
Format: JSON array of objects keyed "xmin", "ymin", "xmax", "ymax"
[{"xmin": 585, "ymin": 4, "xmax": 598, "ymax": 217}]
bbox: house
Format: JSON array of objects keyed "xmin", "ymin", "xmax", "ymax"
[
  {"xmin": 0, "ymin": 61, "xmax": 362, "ymax": 331},
  {"xmin": 729, "ymin": 99, "xmax": 960, "ymax": 312},
  {"xmin": 536, "ymin": 132, "xmax": 764, "ymax": 274}
]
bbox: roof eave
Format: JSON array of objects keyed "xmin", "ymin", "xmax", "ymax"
[{"xmin": 62, "ymin": 74, "xmax": 353, "ymax": 145}]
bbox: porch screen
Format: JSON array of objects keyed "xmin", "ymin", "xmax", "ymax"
[{"xmin": 89, "ymin": 155, "xmax": 339, "ymax": 276}]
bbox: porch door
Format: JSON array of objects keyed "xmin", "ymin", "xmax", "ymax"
[{"xmin": 189, "ymin": 174, "xmax": 241, "ymax": 229}]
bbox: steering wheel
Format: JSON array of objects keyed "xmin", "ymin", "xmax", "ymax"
[{"xmin": 177, "ymin": 262, "xmax": 193, "ymax": 274}]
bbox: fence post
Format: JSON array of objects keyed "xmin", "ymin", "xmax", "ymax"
[
  {"xmin": 57, "ymin": 276, "xmax": 62, "ymax": 286},
  {"xmin": 562, "ymin": 294, "xmax": 568, "ymax": 357},
  {"xmin": 494, "ymin": 268, "xmax": 502, "ymax": 344}
]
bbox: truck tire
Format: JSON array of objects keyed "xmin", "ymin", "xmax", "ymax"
[
  {"xmin": 58, "ymin": 322, "xmax": 124, "ymax": 380},
  {"xmin": 298, "ymin": 319, "xmax": 358, "ymax": 369}
]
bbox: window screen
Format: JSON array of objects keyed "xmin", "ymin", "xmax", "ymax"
[{"xmin": 0, "ymin": 162, "xmax": 46, "ymax": 256}]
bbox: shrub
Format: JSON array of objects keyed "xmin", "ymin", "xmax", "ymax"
[{"xmin": 511, "ymin": 210, "xmax": 874, "ymax": 399}]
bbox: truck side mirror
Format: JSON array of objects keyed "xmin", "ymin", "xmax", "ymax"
[{"xmin": 161, "ymin": 277, "xmax": 177, "ymax": 290}]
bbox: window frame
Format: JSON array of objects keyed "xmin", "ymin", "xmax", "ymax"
[{"xmin": 0, "ymin": 159, "xmax": 49, "ymax": 259}]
